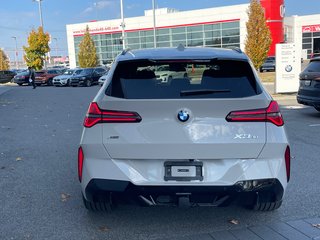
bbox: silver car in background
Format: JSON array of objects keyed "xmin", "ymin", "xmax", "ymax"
[
  {"xmin": 53, "ymin": 69, "xmax": 82, "ymax": 87},
  {"xmin": 98, "ymin": 68, "xmax": 110, "ymax": 86},
  {"xmin": 78, "ymin": 47, "xmax": 290, "ymax": 212}
]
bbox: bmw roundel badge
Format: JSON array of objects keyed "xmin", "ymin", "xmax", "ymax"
[{"xmin": 177, "ymin": 110, "xmax": 189, "ymax": 122}]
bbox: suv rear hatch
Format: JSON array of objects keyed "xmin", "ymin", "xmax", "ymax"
[
  {"xmin": 298, "ymin": 59, "xmax": 320, "ymax": 99},
  {"xmin": 99, "ymin": 59, "xmax": 269, "ymax": 160}
]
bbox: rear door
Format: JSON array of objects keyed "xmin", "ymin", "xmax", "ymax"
[{"xmin": 100, "ymin": 59, "xmax": 268, "ymax": 160}]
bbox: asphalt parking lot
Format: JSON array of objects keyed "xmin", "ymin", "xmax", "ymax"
[{"xmin": 0, "ymin": 85, "xmax": 320, "ymax": 240}]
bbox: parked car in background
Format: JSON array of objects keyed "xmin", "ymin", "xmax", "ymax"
[
  {"xmin": 78, "ymin": 47, "xmax": 290, "ymax": 212},
  {"xmin": 0, "ymin": 70, "xmax": 16, "ymax": 83},
  {"xmin": 70, "ymin": 67, "xmax": 106, "ymax": 87},
  {"xmin": 10, "ymin": 69, "xmax": 25, "ymax": 75},
  {"xmin": 297, "ymin": 58, "xmax": 320, "ymax": 112},
  {"xmin": 98, "ymin": 68, "xmax": 110, "ymax": 86},
  {"xmin": 13, "ymin": 70, "xmax": 30, "ymax": 86},
  {"xmin": 259, "ymin": 56, "xmax": 276, "ymax": 72},
  {"xmin": 155, "ymin": 65, "xmax": 188, "ymax": 83},
  {"xmin": 35, "ymin": 69, "xmax": 63, "ymax": 86},
  {"xmin": 53, "ymin": 69, "xmax": 82, "ymax": 87}
]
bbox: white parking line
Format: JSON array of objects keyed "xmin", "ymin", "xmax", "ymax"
[
  {"xmin": 309, "ymin": 124, "xmax": 320, "ymax": 127},
  {"xmin": 282, "ymin": 105, "xmax": 306, "ymax": 109}
]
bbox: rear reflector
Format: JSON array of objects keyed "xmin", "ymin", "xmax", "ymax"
[
  {"xmin": 84, "ymin": 102, "xmax": 142, "ymax": 128},
  {"xmin": 78, "ymin": 147, "xmax": 84, "ymax": 182},
  {"xmin": 226, "ymin": 101, "xmax": 284, "ymax": 126},
  {"xmin": 285, "ymin": 146, "xmax": 291, "ymax": 182}
]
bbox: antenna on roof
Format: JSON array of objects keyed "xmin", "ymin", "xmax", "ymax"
[
  {"xmin": 230, "ymin": 47, "xmax": 242, "ymax": 54},
  {"xmin": 121, "ymin": 48, "xmax": 131, "ymax": 55},
  {"xmin": 177, "ymin": 44, "xmax": 185, "ymax": 51}
]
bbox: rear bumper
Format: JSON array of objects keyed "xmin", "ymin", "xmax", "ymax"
[
  {"xmin": 260, "ymin": 66, "xmax": 275, "ymax": 71},
  {"xmin": 14, "ymin": 79, "xmax": 28, "ymax": 84},
  {"xmin": 297, "ymin": 95, "xmax": 320, "ymax": 107},
  {"xmin": 53, "ymin": 81, "xmax": 68, "ymax": 86},
  {"xmin": 35, "ymin": 80, "xmax": 48, "ymax": 84},
  {"xmin": 70, "ymin": 80, "xmax": 85, "ymax": 86},
  {"xmin": 84, "ymin": 178, "xmax": 284, "ymax": 205}
]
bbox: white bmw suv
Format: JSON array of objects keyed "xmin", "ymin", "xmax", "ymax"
[{"xmin": 78, "ymin": 46, "xmax": 290, "ymax": 212}]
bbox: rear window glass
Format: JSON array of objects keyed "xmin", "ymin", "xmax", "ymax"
[
  {"xmin": 303, "ymin": 61, "xmax": 320, "ymax": 73},
  {"xmin": 106, "ymin": 59, "xmax": 261, "ymax": 99},
  {"xmin": 82, "ymin": 69, "xmax": 94, "ymax": 74}
]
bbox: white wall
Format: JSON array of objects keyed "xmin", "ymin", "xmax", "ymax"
[{"xmin": 66, "ymin": 4, "xmax": 249, "ymax": 68}]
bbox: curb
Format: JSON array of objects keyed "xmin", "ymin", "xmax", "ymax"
[{"xmin": 271, "ymin": 94, "xmax": 297, "ymax": 101}]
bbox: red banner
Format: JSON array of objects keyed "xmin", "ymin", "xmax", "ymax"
[{"xmin": 302, "ymin": 24, "xmax": 320, "ymax": 33}]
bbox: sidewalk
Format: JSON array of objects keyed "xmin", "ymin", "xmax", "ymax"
[
  {"xmin": 157, "ymin": 217, "xmax": 320, "ymax": 240},
  {"xmin": 262, "ymin": 82, "xmax": 298, "ymax": 101}
]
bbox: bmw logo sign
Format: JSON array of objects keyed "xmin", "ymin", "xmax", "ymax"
[
  {"xmin": 285, "ymin": 65, "xmax": 293, "ymax": 72},
  {"xmin": 177, "ymin": 110, "xmax": 189, "ymax": 122}
]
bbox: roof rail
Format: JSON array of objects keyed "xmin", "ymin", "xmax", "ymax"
[
  {"xmin": 121, "ymin": 48, "xmax": 131, "ymax": 55},
  {"xmin": 230, "ymin": 47, "xmax": 243, "ymax": 54}
]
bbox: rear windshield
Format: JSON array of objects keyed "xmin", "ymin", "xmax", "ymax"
[
  {"xmin": 106, "ymin": 59, "xmax": 261, "ymax": 99},
  {"xmin": 303, "ymin": 61, "xmax": 320, "ymax": 73},
  {"xmin": 82, "ymin": 69, "xmax": 94, "ymax": 74}
]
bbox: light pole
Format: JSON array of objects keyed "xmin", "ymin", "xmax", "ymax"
[
  {"xmin": 33, "ymin": 0, "xmax": 44, "ymax": 28},
  {"xmin": 33, "ymin": 0, "xmax": 46, "ymax": 68},
  {"xmin": 120, "ymin": 0, "xmax": 126, "ymax": 50},
  {"xmin": 152, "ymin": 0, "xmax": 156, "ymax": 48},
  {"xmin": 53, "ymin": 38, "xmax": 58, "ymax": 57},
  {"xmin": 11, "ymin": 36, "xmax": 19, "ymax": 69}
]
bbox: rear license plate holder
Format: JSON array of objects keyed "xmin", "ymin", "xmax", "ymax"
[{"xmin": 164, "ymin": 161, "xmax": 203, "ymax": 181}]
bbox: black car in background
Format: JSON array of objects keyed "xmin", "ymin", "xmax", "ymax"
[
  {"xmin": 69, "ymin": 67, "xmax": 106, "ymax": 87},
  {"xmin": 13, "ymin": 70, "xmax": 30, "ymax": 86},
  {"xmin": 0, "ymin": 70, "xmax": 16, "ymax": 83},
  {"xmin": 297, "ymin": 58, "xmax": 320, "ymax": 112},
  {"xmin": 259, "ymin": 56, "xmax": 276, "ymax": 72}
]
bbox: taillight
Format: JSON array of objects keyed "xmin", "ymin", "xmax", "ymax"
[
  {"xmin": 83, "ymin": 102, "xmax": 142, "ymax": 128},
  {"xmin": 78, "ymin": 147, "xmax": 84, "ymax": 182},
  {"xmin": 226, "ymin": 101, "xmax": 284, "ymax": 126},
  {"xmin": 285, "ymin": 146, "xmax": 290, "ymax": 182}
]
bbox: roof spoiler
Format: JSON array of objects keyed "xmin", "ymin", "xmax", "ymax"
[
  {"xmin": 121, "ymin": 48, "xmax": 131, "ymax": 55},
  {"xmin": 229, "ymin": 47, "xmax": 243, "ymax": 54}
]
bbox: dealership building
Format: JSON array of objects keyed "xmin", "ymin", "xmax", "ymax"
[{"xmin": 66, "ymin": 1, "xmax": 320, "ymax": 68}]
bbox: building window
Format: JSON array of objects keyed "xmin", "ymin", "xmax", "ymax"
[{"xmin": 73, "ymin": 20, "xmax": 240, "ymax": 63}]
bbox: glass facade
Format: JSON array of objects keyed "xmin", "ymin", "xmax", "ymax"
[
  {"xmin": 74, "ymin": 20, "xmax": 240, "ymax": 65},
  {"xmin": 302, "ymin": 31, "xmax": 320, "ymax": 59}
]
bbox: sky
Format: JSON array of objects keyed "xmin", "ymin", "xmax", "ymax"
[{"xmin": 1, "ymin": 0, "xmax": 320, "ymax": 63}]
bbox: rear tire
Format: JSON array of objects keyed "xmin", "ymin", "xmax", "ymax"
[
  {"xmin": 82, "ymin": 193, "xmax": 113, "ymax": 212},
  {"xmin": 85, "ymin": 80, "xmax": 91, "ymax": 87},
  {"xmin": 253, "ymin": 200, "xmax": 282, "ymax": 211},
  {"xmin": 18, "ymin": 83, "xmax": 22, "ymax": 86}
]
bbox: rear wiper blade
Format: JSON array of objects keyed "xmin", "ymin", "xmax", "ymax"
[{"xmin": 180, "ymin": 89, "xmax": 231, "ymax": 96}]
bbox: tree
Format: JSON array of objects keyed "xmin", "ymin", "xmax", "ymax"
[
  {"xmin": 78, "ymin": 26, "xmax": 98, "ymax": 68},
  {"xmin": 0, "ymin": 49, "xmax": 9, "ymax": 70},
  {"xmin": 245, "ymin": 0, "xmax": 272, "ymax": 70},
  {"xmin": 23, "ymin": 26, "xmax": 50, "ymax": 70}
]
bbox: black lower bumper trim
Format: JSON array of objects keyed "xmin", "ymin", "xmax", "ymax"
[
  {"xmin": 297, "ymin": 96, "xmax": 320, "ymax": 107},
  {"xmin": 84, "ymin": 179, "xmax": 284, "ymax": 204}
]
